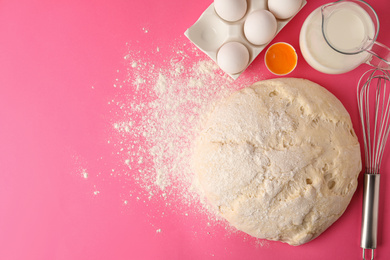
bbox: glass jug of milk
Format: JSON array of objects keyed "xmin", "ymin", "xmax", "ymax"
[{"xmin": 300, "ymin": 0, "xmax": 390, "ymax": 74}]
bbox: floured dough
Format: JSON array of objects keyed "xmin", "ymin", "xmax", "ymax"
[{"xmin": 192, "ymin": 78, "xmax": 361, "ymax": 246}]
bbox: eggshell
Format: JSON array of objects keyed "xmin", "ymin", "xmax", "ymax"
[
  {"xmin": 214, "ymin": 0, "xmax": 247, "ymax": 22},
  {"xmin": 268, "ymin": 0, "xmax": 302, "ymax": 20},
  {"xmin": 244, "ymin": 10, "xmax": 277, "ymax": 45},
  {"xmin": 265, "ymin": 42, "xmax": 297, "ymax": 75},
  {"xmin": 217, "ymin": 42, "xmax": 249, "ymax": 74}
]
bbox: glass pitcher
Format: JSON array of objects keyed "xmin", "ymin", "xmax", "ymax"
[
  {"xmin": 299, "ymin": 0, "xmax": 390, "ymax": 74},
  {"xmin": 321, "ymin": 0, "xmax": 390, "ymax": 70}
]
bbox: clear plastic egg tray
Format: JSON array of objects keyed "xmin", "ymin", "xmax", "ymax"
[{"xmin": 184, "ymin": 0, "xmax": 307, "ymax": 79}]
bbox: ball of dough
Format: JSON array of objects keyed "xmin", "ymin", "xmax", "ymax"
[{"xmin": 192, "ymin": 78, "xmax": 361, "ymax": 246}]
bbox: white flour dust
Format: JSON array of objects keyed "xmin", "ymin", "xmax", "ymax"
[
  {"xmin": 109, "ymin": 37, "xmax": 267, "ymax": 218},
  {"xmin": 70, "ymin": 30, "xmax": 271, "ymax": 248},
  {"xmin": 112, "ymin": 43, "xmax": 234, "ymax": 207},
  {"xmin": 73, "ymin": 32, "xmax": 269, "ymax": 247}
]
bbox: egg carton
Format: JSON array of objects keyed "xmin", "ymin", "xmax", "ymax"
[{"xmin": 184, "ymin": 0, "xmax": 307, "ymax": 79}]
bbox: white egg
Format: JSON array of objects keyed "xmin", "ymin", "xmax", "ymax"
[
  {"xmin": 214, "ymin": 0, "xmax": 247, "ymax": 22},
  {"xmin": 268, "ymin": 0, "xmax": 302, "ymax": 20},
  {"xmin": 244, "ymin": 10, "xmax": 277, "ymax": 45},
  {"xmin": 217, "ymin": 42, "xmax": 249, "ymax": 74}
]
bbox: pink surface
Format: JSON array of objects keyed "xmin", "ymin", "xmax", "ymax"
[{"xmin": 1, "ymin": 0, "xmax": 390, "ymax": 259}]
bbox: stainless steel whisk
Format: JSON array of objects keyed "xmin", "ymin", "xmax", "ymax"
[{"xmin": 357, "ymin": 69, "xmax": 390, "ymax": 260}]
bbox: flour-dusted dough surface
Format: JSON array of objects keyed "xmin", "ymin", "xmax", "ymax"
[{"xmin": 193, "ymin": 78, "xmax": 361, "ymax": 246}]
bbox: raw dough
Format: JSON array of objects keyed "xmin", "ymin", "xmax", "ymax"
[{"xmin": 192, "ymin": 78, "xmax": 361, "ymax": 246}]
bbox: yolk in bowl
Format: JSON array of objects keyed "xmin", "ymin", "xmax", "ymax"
[{"xmin": 265, "ymin": 42, "xmax": 297, "ymax": 75}]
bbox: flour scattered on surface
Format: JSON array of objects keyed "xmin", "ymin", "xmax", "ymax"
[
  {"xmin": 81, "ymin": 169, "xmax": 88, "ymax": 179},
  {"xmin": 109, "ymin": 36, "xmax": 265, "ymax": 232}
]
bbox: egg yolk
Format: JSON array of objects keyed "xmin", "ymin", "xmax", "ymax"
[{"xmin": 265, "ymin": 43, "xmax": 297, "ymax": 75}]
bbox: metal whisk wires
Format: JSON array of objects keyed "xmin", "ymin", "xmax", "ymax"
[
  {"xmin": 357, "ymin": 68, "xmax": 390, "ymax": 260},
  {"xmin": 357, "ymin": 69, "xmax": 390, "ymax": 174}
]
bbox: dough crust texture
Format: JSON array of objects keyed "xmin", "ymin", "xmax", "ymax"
[{"xmin": 193, "ymin": 78, "xmax": 361, "ymax": 245}]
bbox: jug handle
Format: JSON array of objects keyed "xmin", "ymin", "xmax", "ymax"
[{"xmin": 366, "ymin": 41, "xmax": 390, "ymax": 70}]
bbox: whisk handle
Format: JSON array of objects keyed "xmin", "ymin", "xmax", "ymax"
[{"xmin": 361, "ymin": 173, "xmax": 380, "ymax": 250}]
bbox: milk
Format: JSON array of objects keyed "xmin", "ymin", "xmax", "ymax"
[
  {"xmin": 300, "ymin": 2, "xmax": 374, "ymax": 74},
  {"xmin": 323, "ymin": 2, "xmax": 375, "ymax": 52}
]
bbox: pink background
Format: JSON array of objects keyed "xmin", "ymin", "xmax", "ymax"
[{"xmin": 1, "ymin": 0, "xmax": 390, "ymax": 259}]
